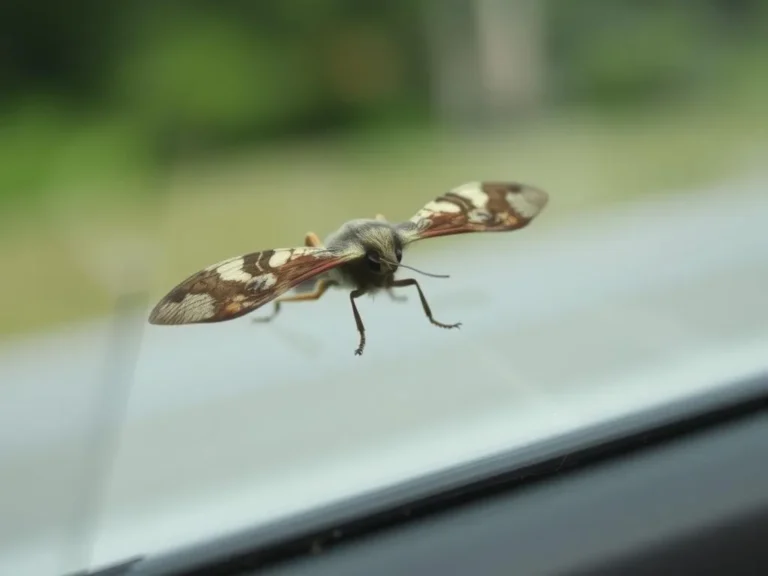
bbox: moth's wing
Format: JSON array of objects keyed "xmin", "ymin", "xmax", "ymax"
[
  {"xmin": 148, "ymin": 246, "xmax": 358, "ymax": 325},
  {"xmin": 396, "ymin": 181, "xmax": 549, "ymax": 244}
]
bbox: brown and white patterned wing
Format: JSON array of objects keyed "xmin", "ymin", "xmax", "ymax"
[
  {"xmin": 148, "ymin": 246, "xmax": 357, "ymax": 325},
  {"xmin": 397, "ymin": 181, "xmax": 549, "ymax": 243}
]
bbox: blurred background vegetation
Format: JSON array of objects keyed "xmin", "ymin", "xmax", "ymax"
[{"xmin": 1, "ymin": 0, "xmax": 767, "ymax": 338}]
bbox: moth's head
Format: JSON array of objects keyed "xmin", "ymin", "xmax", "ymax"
[{"xmin": 356, "ymin": 222, "xmax": 404, "ymax": 276}]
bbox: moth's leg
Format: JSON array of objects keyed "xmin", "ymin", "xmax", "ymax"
[
  {"xmin": 304, "ymin": 232, "xmax": 323, "ymax": 248},
  {"xmin": 350, "ymin": 288, "xmax": 368, "ymax": 356},
  {"xmin": 386, "ymin": 287, "xmax": 407, "ymax": 303},
  {"xmin": 374, "ymin": 214, "xmax": 387, "ymax": 222},
  {"xmin": 390, "ymin": 278, "xmax": 461, "ymax": 330},
  {"xmin": 252, "ymin": 279, "xmax": 336, "ymax": 323}
]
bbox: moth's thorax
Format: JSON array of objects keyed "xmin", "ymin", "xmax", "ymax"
[
  {"xmin": 324, "ymin": 219, "xmax": 406, "ymax": 291},
  {"xmin": 324, "ymin": 219, "xmax": 399, "ymax": 249}
]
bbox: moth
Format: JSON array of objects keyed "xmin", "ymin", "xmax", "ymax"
[{"xmin": 148, "ymin": 181, "xmax": 549, "ymax": 355}]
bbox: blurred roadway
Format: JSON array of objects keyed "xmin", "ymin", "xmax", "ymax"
[{"xmin": 2, "ymin": 173, "xmax": 768, "ymax": 576}]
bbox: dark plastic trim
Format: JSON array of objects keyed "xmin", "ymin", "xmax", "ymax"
[{"xmin": 81, "ymin": 371, "xmax": 768, "ymax": 576}]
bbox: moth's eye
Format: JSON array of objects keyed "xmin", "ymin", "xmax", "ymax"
[
  {"xmin": 366, "ymin": 250, "xmax": 382, "ymax": 272},
  {"xmin": 395, "ymin": 248, "xmax": 403, "ymax": 262}
]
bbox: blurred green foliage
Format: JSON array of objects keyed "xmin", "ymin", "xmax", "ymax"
[
  {"xmin": 0, "ymin": 0, "xmax": 766, "ymax": 209},
  {"xmin": 2, "ymin": 0, "xmax": 768, "ymax": 336}
]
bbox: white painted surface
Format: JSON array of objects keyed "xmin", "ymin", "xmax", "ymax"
[{"xmin": 2, "ymin": 174, "xmax": 768, "ymax": 576}]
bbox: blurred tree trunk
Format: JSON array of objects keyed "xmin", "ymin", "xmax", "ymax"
[
  {"xmin": 422, "ymin": 0, "xmax": 485, "ymax": 125},
  {"xmin": 422, "ymin": 0, "xmax": 546, "ymax": 126},
  {"xmin": 475, "ymin": 0, "xmax": 546, "ymax": 116}
]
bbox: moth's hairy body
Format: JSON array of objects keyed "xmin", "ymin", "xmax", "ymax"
[
  {"xmin": 323, "ymin": 219, "xmax": 406, "ymax": 291},
  {"xmin": 149, "ymin": 181, "xmax": 549, "ymax": 355}
]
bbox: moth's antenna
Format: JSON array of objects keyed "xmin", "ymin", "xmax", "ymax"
[{"xmin": 382, "ymin": 258, "xmax": 450, "ymax": 279}]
